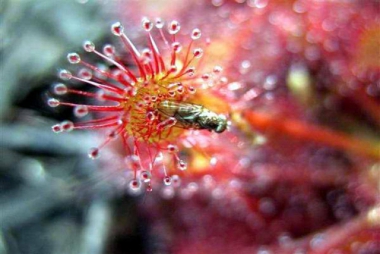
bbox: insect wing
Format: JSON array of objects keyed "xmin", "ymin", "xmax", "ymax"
[
  {"xmin": 157, "ymin": 101, "xmax": 180, "ymax": 116},
  {"xmin": 158, "ymin": 101, "xmax": 200, "ymax": 117},
  {"xmin": 157, "ymin": 101, "xmax": 203, "ymax": 129},
  {"xmin": 176, "ymin": 103, "xmax": 203, "ymax": 119}
]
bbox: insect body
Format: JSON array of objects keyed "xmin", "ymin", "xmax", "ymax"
[{"xmin": 157, "ymin": 101, "xmax": 228, "ymax": 133}]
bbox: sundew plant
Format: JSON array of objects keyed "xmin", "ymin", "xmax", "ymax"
[
  {"xmin": 49, "ymin": 18, "xmax": 230, "ymax": 192},
  {"xmin": 48, "ymin": 0, "xmax": 380, "ymax": 253}
]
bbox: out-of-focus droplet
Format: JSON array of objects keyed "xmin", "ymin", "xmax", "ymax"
[
  {"xmin": 83, "ymin": 41, "xmax": 95, "ymax": 52},
  {"xmin": 163, "ymin": 176, "xmax": 172, "ymax": 186},
  {"xmin": 88, "ymin": 147, "xmax": 100, "ymax": 159}
]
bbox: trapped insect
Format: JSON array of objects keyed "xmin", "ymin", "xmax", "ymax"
[
  {"xmin": 50, "ymin": 19, "xmax": 231, "ymax": 189},
  {"xmin": 158, "ymin": 100, "xmax": 228, "ymax": 133}
]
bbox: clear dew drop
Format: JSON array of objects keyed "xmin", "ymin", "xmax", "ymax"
[
  {"xmin": 210, "ymin": 157, "xmax": 218, "ymax": 166},
  {"xmin": 155, "ymin": 18, "xmax": 164, "ymax": 29},
  {"xmin": 213, "ymin": 66, "xmax": 223, "ymax": 74},
  {"xmin": 176, "ymin": 84, "xmax": 184, "ymax": 94},
  {"xmin": 135, "ymin": 101, "xmax": 144, "ymax": 111},
  {"xmin": 67, "ymin": 53, "xmax": 81, "ymax": 64},
  {"xmin": 264, "ymin": 75, "xmax": 278, "ymax": 90},
  {"xmin": 60, "ymin": 120, "xmax": 74, "ymax": 132},
  {"xmin": 129, "ymin": 179, "xmax": 141, "ymax": 190},
  {"xmin": 117, "ymin": 118, "xmax": 125, "ymax": 126},
  {"xmin": 131, "ymin": 87, "xmax": 138, "ymax": 96},
  {"xmin": 191, "ymin": 28, "xmax": 202, "ymax": 40},
  {"xmin": 143, "ymin": 94, "xmax": 151, "ymax": 103},
  {"xmin": 193, "ymin": 48, "xmax": 203, "ymax": 58},
  {"xmin": 141, "ymin": 49, "xmax": 152, "ymax": 63},
  {"xmin": 51, "ymin": 124, "xmax": 62, "ymax": 133},
  {"xmin": 163, "ymin": 176, "xmax": 172, "ymax": 186},
  {"xmin": 88, "ymin": 147, "xmax": 100, "ymax": 159},
  {"xmin": 157, "ymin": 117, "xmax": 177, "ymax": 130},
  {"xmin": 169, "ymin": 65, "xmax": 178, "ymax": 73},
  {"xmin": 142, "ymin": 49, "xmax": 152, "ymax": 57},
  {"xmin": 74, "ymin": 105, "xmax": 89, "ymax": 118},
  {"xmin": 219, "ymin": 77, "xmax": 228, "ymax": 85},
  {"xmin": 177, "ymin": 160, "xmax": 187, "ymax": 171},
  {"xmin": 241, "ymin": 60, "xmax": 251, "ymax": 69},
  {"xmin": 201, "ymin": 73, "xmax": 210, "ymax": 80},
  {"xmin": 103, "ymin": 44, "xmax": 115, "ymax": 56},
  {"xmin": 83, "ymin": 40, "xmax": 95, "ymax": 52},
  {"xmin": 53, "ymin": 83, "xmax": 68, "ymax": 95},
  {"xmin": 188, "ymin": 86, "xmax": 196, "ymax": 94},
  {"xmin": 140, "ymin": 170, "xmax": 152, "ymax": 183},
  {"xmin": 108, "ymin": 130, "xmax": 118, "ymax": 140},
  {"xmin": 142, "ymin": 17, "xmax": 153, "ymax": 31},
  {"xmin": 172, "ymin": 42, "xmax": 182, "ymax": 53},
  {"xmin": 78, "ymin": 68, "xmax": 93, "ymax": 80},
  {"xmin": 228, "ymin": 82, "xmax": 243, "ymax": 91},
  {"xmin": 58, "ymin": 69, "xmax": 72, "ymax": 80},
  {"xmin": 111, "ymin": 22, "xmax": 124, "ymax": 36},
  {"xmin": 167, "ymin": 144, "xmax": 178, "ymax": 153},
  {"xmin": 47, "ymin": 98, "xmax": 60, "ymax": 107},
  {"xmin": 239, "ymin": 60, "xmax": 251, "ymax": 74},
  {"xmin": 186, "ymin": 67, "xmax": 195, "ymax": 77},
  {"xmin": 146, "ymin": 111, "xmax": 155, "ymax": 122},
  {"xmin": 168, "ymin": 20, "xmax": 180, "ymax": 35}
]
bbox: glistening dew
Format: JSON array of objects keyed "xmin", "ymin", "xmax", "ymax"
[{"xmin": 48, "ymin": 18, "xmax": 228, "ymax": 192}]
